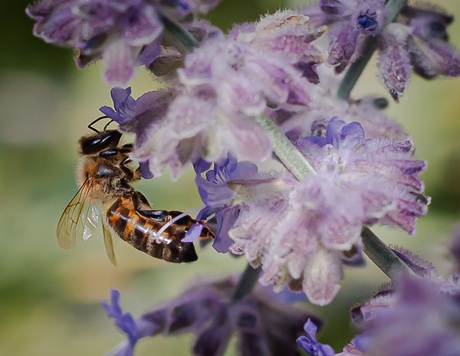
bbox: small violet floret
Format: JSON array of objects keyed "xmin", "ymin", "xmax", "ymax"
[{"xmin": 297, "ymin": 319, "xmax": 335, "ymax": 356}]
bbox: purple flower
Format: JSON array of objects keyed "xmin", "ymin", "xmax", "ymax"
[
  {"xmin": 196, "ymin": 118, "xmax": 429, "ymax": 305},
  {"xmin": 103, "ymin": 277, "xmax": 320, "ymax": 355},
  {"xmin": 342, "ymin": 234, "xmax": 460, "ymax": 355},
  {"xmin": 102, "ymin": 289, "xmax": 166, "ymax": 355},
  {"xmin": 100, "ymin": 87, "xmax": 137, "ymax": 124},
  {"xmin": 295, "ymin": 118, "xmax": 429, "ymax": 236},
  {"xmin": 345, "ymin": 274, "xmax": 460, "ymax": 355},
  {"xmin": 300, "ymin": 1, "xmax": 460, "ymax": 99},
  {"xmin": 308, "ymin": 0, "xmax": 386, "ymax": 74},
  {"xmin": 405, "ymin": 4, "xmax": 460, "ymax": 79},
  {"xmin": 355, "ymin": 0, "xmax": 386, "ymax": 36},
  {"xmin": 277, "ymin": 66, "xmax": 409, "ymax": 142},
  {"xmin": 99, "ymin": 86, "xmax": 176, "ymax": 178},
  {"xmin": 194, "ymin": 155, "xmax": 268, "ymax": 252},
  {"xmin": 297, "ymin": 319, "xmax": 335, "ymax": 356},
  {"xmin": 110, "ymin": 10, "xmax": 326, "ymax": 178},
  {"xmin": 327, "ymin": 21, "xmax": 361, "ymax": 73},
  {"xmin": 26, "ymin": 0, "xmax": 221, "ymax": 85}
]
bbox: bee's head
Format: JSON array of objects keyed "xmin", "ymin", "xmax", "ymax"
[
  {"xmin": 80, "ymin": 130, "xmax": 122, "ymax": 155},
  {"xmin": 80, "ymin": 116, "xmax": 122, "ymax": 154}
]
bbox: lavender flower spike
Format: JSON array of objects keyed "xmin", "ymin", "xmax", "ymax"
[
  {"xmin": 205, "ymin": 118, "xmax": 430, "ymax": 305},
  {"xmin": 378, "ymin": 24, "xmax": 412, "ymax": 101},
  {"xmin": 27, "ymin": 0, "xmax": 163, "ymax": 85},
  {"xmin": 301, "ymin": 1, "xmax": 460, "ymax": 98},
  {"xmin": 26, "ymin": 0, "xmax": 222, "ymax": 85},
  {"xmin": 103, "ymin": 278, "xmax": 320, "ymax": 356}
]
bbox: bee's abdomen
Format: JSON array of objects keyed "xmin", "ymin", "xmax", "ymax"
[{"xmin": 106, "ymin": 198, "xmax": 198, "ymax": 263}]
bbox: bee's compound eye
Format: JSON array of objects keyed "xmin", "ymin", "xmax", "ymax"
[{"xmin": 81, "ymin": 131, "xmax": 122, "ymax": 154}]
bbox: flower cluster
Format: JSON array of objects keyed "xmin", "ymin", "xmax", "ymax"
[
  {"xmin": 195, "ymin": 118, "xmax": 429, "ymax": 305},
  {"xmin": 103, "ymin": 277, "xmax": 319, "ymax": 355},
  {"xmin": 26, "ymin": 0, "xmax": 221, "ymax": 85},
  {"xmin": 100, "ymin": 10, "xmax": 327, "ymax": 178},
  {"xmin": 301, "ymin": 0, "xmax": 460, "ymax": 99}
]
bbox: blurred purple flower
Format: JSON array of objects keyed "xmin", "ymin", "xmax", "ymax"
[
  {"xmin": 103, "ymin": 277, "xmax": 320, "ymax": 355},
  {"xmin": 341, "ymin": 234, "xmax": 460, "ymax": 355},
  {"xmin": 345, "ymin": 273, "xmax": 460, "ymax": 355},
  {"xmin": 296, "ymin": 319, "xmax": 335, "ymax": 356},
  {"xmin": 450, "ymin": 225, "xmax": 460, "ymax": 272},
  {"xmin": 300, "ymin": 1, "xmax": 460, "ymax": 99},
  {"xmin": 102, "ymin": 289, "xmax": 166, "ymax": 356},
  {"xmin": 378, "ymin": 24, "xmax": 413, "ymax": 101},
  {"xmin": 405, "ymin": 4, "xmax": 460, "ymax": 79},
  {"xmin": 26, "ymin": 0, "xmax": 221, "ymax": 85}
]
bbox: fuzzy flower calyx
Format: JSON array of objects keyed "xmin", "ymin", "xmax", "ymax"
[{"xmin": 196, "ymin": 118, "xmax": 429, "ymax": 305}]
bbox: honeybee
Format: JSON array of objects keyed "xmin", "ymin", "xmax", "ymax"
[{"xmin": 57, "ymin": 117, "xmax": 214, "ymax": 265}]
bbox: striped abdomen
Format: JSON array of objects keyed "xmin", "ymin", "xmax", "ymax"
[{"xmin": 106, "ymin": 194, "xmax": 213, "ymax": 263}]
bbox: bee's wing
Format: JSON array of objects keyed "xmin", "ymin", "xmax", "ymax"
[
  {"xmin": 56, "ymin": 179, "xmax": 100, "ymax": 249},
  {"xmin": 102, "ymin": 219, "xmax": 117, "ymax": 266}
]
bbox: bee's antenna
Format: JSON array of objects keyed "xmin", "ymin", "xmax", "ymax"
[
  {"xmin": 103, "ymin": 119, "xmax": 115, "ymax": 131},
  {"xmin": 88, "ymin": 116, "xmax": 110, "ymax": 133}
]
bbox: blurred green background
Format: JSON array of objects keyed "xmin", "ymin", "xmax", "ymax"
[{"xmin": 2, "ymin": 0, "xmax": 460, "ymax": 355}]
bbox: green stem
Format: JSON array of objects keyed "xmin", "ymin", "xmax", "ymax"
[
  {"xmin": 385, "ymin": 0, "xmax": 408, "ymax": 23},
  {"xmin": 361, "ymin": 227, "xmax": 413, "ymax": 278},
  {"xmin": 231, "ymin": 264, "xmax": 261, "ymax": 302},
  {"xmin": 336, "ymin": 0, "xmax": 408, "ymax": 100},
  {"xmin": 160, "ymin": 14, "xmax": 199, "ymax": 54},
  {"xmin": 255, "ymin": 114, "xmax": 316, "ymax": 180}
]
